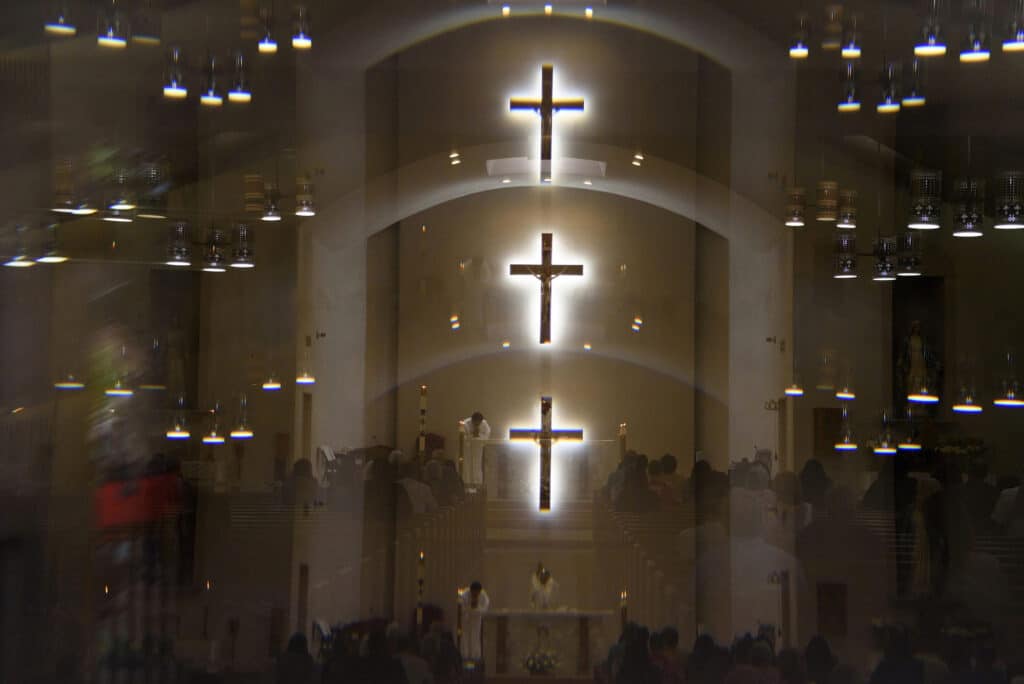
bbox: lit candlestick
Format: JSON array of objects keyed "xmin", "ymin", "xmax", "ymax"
[
  {"xmin": 418, "ymin": 385, "xmax": 428, "ymax": 465},
  {"xmin": 416, "ymin": 551, "xmax": 426, "ymax": 631},
  {"xmin": 620, "ymin": 589, "xmax": 628, "ymax": 632}
]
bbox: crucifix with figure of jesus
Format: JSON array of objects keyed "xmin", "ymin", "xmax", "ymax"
[
  {"xmin": 510, "ymin": 396, "xmax": 583, "ymax": 512},
  {"xmin": 510, "ymin": 233, "xmax": 583, "ymax": 345},
  {"xmin": 510, "ymin": 64, "xmax": 584, "ymax": 182}
]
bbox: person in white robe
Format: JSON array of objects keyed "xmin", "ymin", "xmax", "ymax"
[
  {"xmin": 459, "ymin": 412, "xmax": 491, "ymax": 487},
  {"xmin": 458, "ymin": 581, "xmax": 490, "ymax": 662},
  {"xmin": 529, "ymin": 564, "xmax": 560, "ymax": 610}
]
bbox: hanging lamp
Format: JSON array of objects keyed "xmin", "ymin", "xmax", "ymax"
[
  {"xmin": 833, "ymin": 231, "xmax": 858, "ymax": 279},
  {"xmin": 784, "ymin": 187, "xmax": 806, "ymax": 227},
  {"xmin": 295, "ymin": 176, "xmax": 316, "ymax": 217},
  {"xmin": 897, "ymin": 232, "xmax": 923, "ymax": 277},
  {"xmin": 166, "ymin": 223, "xmax": 192, "ymax": 267},
  {"xmin": 37, "ymin": 222, "xmax": 68, "ymax": 264},
  {"xmin": 873, "ymin": 237, "xmax": 898, "ymax": 282},
  {"xmin": 231, "ymin": 224, "xmax": 255, "ymax": 269},
  {"xmin": 54, "ymin": 372, "xmax": 86, "ymax": 390},
  {"xmin": 994, "ymin": 171, "xmax": 1024, "ymax": 229},
  {"xmin": 228, "ymin": 53, "xmax": 252, "ymax": 103},
  {"xmin": 44, "ymin": 4, "xmax": 77, "ymax": 36},
  {"xmin": 230, "ymin": 394, "xmax": 254, "ymax": 440},
  {"xmin": 952, "ymin": 178, "xmax": 985, "ymax": 238},
  {"xmin": 167, "ymin": 394, "xmax": 191, "ymax": 440},
  {"xmin": 874, "ymin": 411, "xmax": 898, "ymax": 455},
  {"xmin": 994, "ymin": 352, "xmax": 1024, "ymax": 407},
  {"xmin": 97, "ymin": 1, "xmax": 128, "ymax": 48},
  {"xmin": 915, "ymin": 0, "xmax": 948, "ymax": 56},
  {"xmin": 837, "ymin": 62, "xmax": 862, "ymax": 112},
  {"xmin": 908, "ymin": 169, "xmax": 942, "ymax": 229},
  {"xmin": 163, "ymin": 47, "xmax": 188, "ymax": 99},
  {"xmin": 876, "ymin": 62, "xmax": 901, "ymax": 114},
  {"xmin": 953, "ymin": 382, "xmax": 984, "ymax": 413},
  {"xmin": 1004, "ymin": 0, "xmax": 1024, "ymax": 50},
  {"xmin": 292, "ymin": 5, "xmax": 312, "ymax": 49},
  {"xmin": 5, "ymin": 225, "xmax": 36, "ymax": 268},
  {"xmin": 789, "ymin": 12, "xmax": 810, "ymax": 58},
  {"xmin": 202, "ymin": 228, "xmax": 227, "ymax": 273},
  {"xmin": 262, "ymin": 374, "xmax": 282, "ymax": 391},
  {"xmin": 200, "ymin": 55, "xmax": 223, "ymax": 107},
  {"xmin": 902, "ymin": 58, "xmax": 926, "ymax": 107},
  {"xmin": 841, "ymin": 14, "xmax": 862, "ymax": 58},
  {"xmin": 835, "ymin": 406, "xmax": 858, "ymax": 452},
  {"xmin": 898, "ymin": 407, "xmax": 923, "ymax": 450}
]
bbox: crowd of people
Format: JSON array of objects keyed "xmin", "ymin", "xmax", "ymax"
[
  {"xmin": 599, "ymin": 622, "xmax": 1021, "ymax": 684},
  {"xmin": 276, "ymin": 621, "xmax": 462, "ymax": 684}
]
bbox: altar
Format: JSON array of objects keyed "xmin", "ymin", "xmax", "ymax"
[{"xmin": 482, "ymin": 609, "xmax": 616, "ymax": 678}]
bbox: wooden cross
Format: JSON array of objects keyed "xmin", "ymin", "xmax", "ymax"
[
  {"xmin": 510, "ymin": 233, "xmax": 583, "ymax": 345},
  {"xmin": 510, "ymin": 396, "xmax": 583, "ymax": 511},
  {"xmin": 510, "ymin": 64, "xmax": 584, "ymax": 182}
]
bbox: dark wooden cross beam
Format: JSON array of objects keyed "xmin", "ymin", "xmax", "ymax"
[
  {"xmin": 509, "ymin": 396, "xmax": 583, "ymax": 512},
  {"xmin": 510, "ymin": 233, "xmax": 583, "ymax": 345},
  {"xmin": 510, "ymin": 64, "xmax": 584, "ymax": 182}
]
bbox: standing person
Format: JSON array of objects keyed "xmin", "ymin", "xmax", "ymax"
[
  {"xmin": 457, "ymin": 581, "xmax": 490, "ymax": 664},
  {"xmin": 459, "ymin": 412, "xmax": 491, "ymax": 488}
]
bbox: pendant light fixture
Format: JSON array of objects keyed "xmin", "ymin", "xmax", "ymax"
[
  {"xmin": 784, "ymin": 382, "xmax": 805, "ymax": 397},
  {"xmin": 789, "ymin": 12, "xmax": 811, "ymax": 59},
  {"xmin": 130, "ymin": 0, "xmax": 160, "ymax": 45},
  {"xmin": 200, "ymin": 54, "xmax": 223, "ymax": 107},
  {"xmin": 105, "ymin": 377, "xmax": 134, "ymax": 397},
  {"xmin": 915, "ymin": 0, "xmax": 948, "ymax": 56},
  {"xmin": 960, "ymin": 1, "xmax": 991, "ymax": 62},
  {"xmin": 166, "ymin": 394, "xmax": 191, "ymax": 440},
  {"xmin": 258, "ymin": 5, "xmax": 278, "ymax": 53},
  {"xmin": 821, "ymin": 4, "xmax": 843, "ymax": 50},
  {"xmin": 908, "ymin": 379, "xmax": 940, "ymax": 404},
  {"xmin": 837, "ymin": 62, "xmax": 862, "ymax": 112},
  {"xmin": 295, "ymin": 176, "xmax": 316, "ymax": 217},
  {"xmin": 5, "ymin": 225, "xmax": 35, "ymax": 268},
  {"xmin": 816, "ymin": 181, "xmax": 839, "ymax": 222},
  {"xmin": 230, "ymin": 394, "xmax": 254, "ymax": 440},
  {"xmin": 784, "ymin": 187, "xmax": 806, "ymax": 227},
  {"xmin": 1004, "ymin": 0, "xmax": 1024, "ymax": 50},
  {"xmin": 953, "ymin": 178, "xmax": 984, "ymax": 237},
  {"xmin": 292, "ymin": 6, "xmax": 312, "ymax": 50},
  {"xmin": 231, "ymin": 224, "xmax": 255, "ymax": 269},
  {"xmin": 835, "ymin": 382, "xmax": 857, "ymax": 401},
  {"xmin": 166, "ymin": 223, "xmax": 192, "ymax": 267},
  {"xmin": 873, "ymin": 237, "xmax": 898, "ymax": 282},
  {"xmin": 97, "ymin": 0, "xmax": 128, "ymax": 48},
  {"xmin": 103, "ymin": 208, "xmax": 133, "ymax": 223},
  {"xmin": 874, "ymin": 411, "xmax": 898, "ymax": 455},
  {"xmin": 262, "ymin": 188, "xmax": 282, "ymax": 222},
  {"xmin": 137, "ymin": 159, "xmax": 169, "ymax": 219},
  {"xmin": 877, "ymin": 62, "xmax": 901, "ymax": 114},
  {"xmin": 994, "ymin": 171, "xmax": 1024, "ymax": 229},
  {"xmin": 163, "ymin": 47, "xmax": 188, "ymax": 99},
  {"xmin": 953, "ymin": 382, "xmax": 984, "ymax": 413},
  {"xmin": 203, "ymin": 228, "xmax": 227, "ymax": 273},
  {"xmin": 54, "ymin": 372, "xmax": 86, "ymax": 390},
  {"xmin": 108, "ymin": 168, "xmax": 136, "ymax": 211},
  {"xmin": 36, "ymin": 222, "xmax": 68, "ymax": 264},
  {"xmin": 837, "ymin": 190, "xmax": 857, "ymax": 229},
  {"xmin": 44, "ymin": 4, "xmax": 77, "ymax": 36},
  {"xmin": 203, "ymin": 403, "xmax": 226, "ymax": 445},
  {"xmin": 833, "ymin": 230, "xmax": 858, "ymax": 279},
  {"xmin": 994, "ymin": 352, "xmax": 1024, "ymax": 407},
  {"xmin": 296, "ymin": 349, "xmax": 316, "ymax": 385},
  {"xmin": 908, "ymin": 169, "xmax": 942, "ymax": 230},
  {"xmin": 841, "ymin": 14, "xmax": 862, "ymax": 58},
  {"xmin": 897, "ymin": 232, "xmax": 923, "ymax": 277},
  {"xmin": 835, "ymin": 406, "xmax": 858, "ymax": 452},
  {"xmin": 262, "ymin": 374, "xmax": 282, "ymax": 391},
  {"xmin": 902, "ymin": 58, "xmax": 926, "ymax": 107},
  {"xmin": 228, "ymin": 53, "xmax": 252, "ymax": 103},
  {"xmin": 898, "ymin": 407, "xmax": 923, "ymax": 450}
]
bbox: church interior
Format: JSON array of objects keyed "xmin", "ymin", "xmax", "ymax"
[{"xmin": 4, "ymin": 0, "xmax": 1024, "ymax": 681}]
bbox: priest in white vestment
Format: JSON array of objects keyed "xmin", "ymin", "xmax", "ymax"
[
  {"xmin": 458, "ymin": 581, "xmax": 490, "ymax": 662},
  {"xmin": 459, "ymin": 412, "xmax": 491, "ymax": 487},
  {"xmin": 529, "ymin": 564, "xmax": 560, "ymax": 610}
]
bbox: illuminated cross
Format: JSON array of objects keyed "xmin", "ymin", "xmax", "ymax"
[
  {"xmin": 510, "ymin": 64, "xmax": 584, "ymax": 182},
  {"xmin": 510, "ymin": 396, "xmax": 583, "ymax": 512},
  {"xmin": 510, "ymin": 233, "xmax": 583, "ymax": 345}
]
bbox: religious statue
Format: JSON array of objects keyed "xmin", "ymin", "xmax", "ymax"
[
  {"xmin": 897, "ymin": 320, "xmax": 942, "ymax": 405},
  {"xmin": 529, "ymin": 563, "xmax": 560, "ymax": 610},
  {"xmin": 459, "ymin": 412, "xmax": 491, "ymax": 488},
  {"xmin": 457, "ymin": 581, "xmax": 490, "ymax": 663}
]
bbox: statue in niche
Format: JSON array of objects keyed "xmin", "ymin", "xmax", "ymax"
[{"xmin": 897, "ymin": 320, "xmax": 942, "ymax": 410}]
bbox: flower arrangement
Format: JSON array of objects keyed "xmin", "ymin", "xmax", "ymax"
[{"xmin": 523, "ymin": 648, "xmax": 559, "ymax": 675}]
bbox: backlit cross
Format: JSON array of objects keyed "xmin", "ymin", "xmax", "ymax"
[
  {"xmin": 510, "ymin": 233, "xmax": 583, "ymax": 345},
  {"xmin": 510, "ymin": 64, "xmax": 584, "ymax": 182},
  {"xmin": 510, "ymin": 396, "xmax": 583, "ymax": 512}
]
